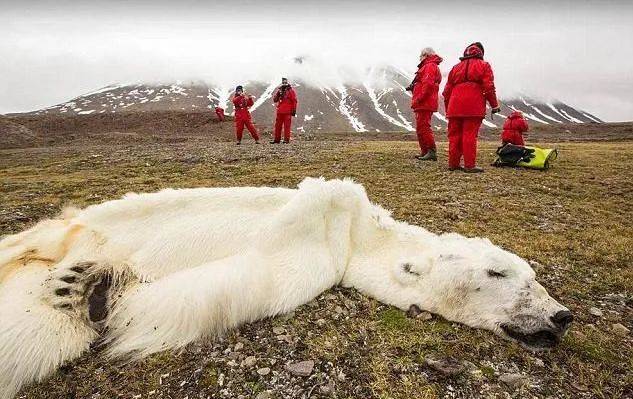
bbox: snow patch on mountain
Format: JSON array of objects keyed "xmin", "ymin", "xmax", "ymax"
[
  {"xmin": 363, "ymin": 81, "xmax": 413, "ymax": 131},
  {"xmin": 251, "ymin": 82, "xmax": 277, "ymax": 113},
  {"xmin": 582, "ymin": 112, "xmax": 601, "ymax": 123},
  {"xmin": 559, "ymin": 109, "xmax": 583, "ymax": 123},
  {"xmin": 337, "ymin": 86, "xmax": 367, "ymax": 132}
]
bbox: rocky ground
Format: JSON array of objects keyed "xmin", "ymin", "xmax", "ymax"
[{"xmin": 1, "ymin": 131, "xmax": 632, "ymax": 398}]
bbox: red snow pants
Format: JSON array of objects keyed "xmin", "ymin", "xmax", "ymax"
[
  {"xmin": 447, "ymin": 117, "xmax": 483, "ymax": 169},
  {"xmin": 274, "ymin": 113, "xmax": 292, "ymax": 142},
  {"xmin": 235, "ymin": 119, "xmax": 259, "ymax": 142},
  {"xmin": 415, "ymin": 111, "xmax": 436, "ymax": 154}
]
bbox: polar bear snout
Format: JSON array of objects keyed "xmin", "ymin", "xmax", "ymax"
[
  {"xmin": 499, "ymin": 305, "xmax": 573, "ymax": 350},
  {"xmin": 550, "ymin": 310, "xmax": 574, "ymax": 330}
]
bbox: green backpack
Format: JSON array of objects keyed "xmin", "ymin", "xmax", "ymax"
[{"xmin": 518, "ymin": 146, "xmax": 558, "ymax": 170}]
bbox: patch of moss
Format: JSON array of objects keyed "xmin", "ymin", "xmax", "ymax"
[{"xmin": 379, "ymin": 308, "xmax": 410, "ymax": 331}]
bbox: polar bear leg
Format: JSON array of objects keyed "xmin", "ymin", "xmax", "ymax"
[
  {"xmin": 105, "ymin": 253, "xmax": 275, "ymax": 360},
  {"xmin": 0, "ymin": 266, "xmax": 97, "ymax": 399},
  {"xmin": 264, "ymin": 177, "xmax": 369, "ymax": 237}
]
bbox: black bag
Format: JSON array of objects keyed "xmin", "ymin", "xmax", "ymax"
[{"xmin": 492, "ymin": 144, "xmax": 535, "ymax": 167}]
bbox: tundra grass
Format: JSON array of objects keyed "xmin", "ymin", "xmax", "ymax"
[{"xmin": 1, "ymin": 139, "xmax": 631, "ymax": 398}]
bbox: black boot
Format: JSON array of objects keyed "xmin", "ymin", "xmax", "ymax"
[
  {"xmin": 416, "ymin": 149, "xmax": 437, "ymax": 161},
  {"xmin": 463, "ymin": 166, "xmax": 484, "ymax": 173}
]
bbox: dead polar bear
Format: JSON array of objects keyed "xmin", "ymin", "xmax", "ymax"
[{"xmin": 0, "ymin": 177, "xmax": 573, "ymax": 398}]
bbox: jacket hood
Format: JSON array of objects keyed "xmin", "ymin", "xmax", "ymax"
[
  {"xmin": 460, "ymin": 43, "xmax": 484, "ymax": 60},
  {"xmin": 508, "ymin": 111, "xmax": 523, "ymax": 119},
  {"xmin": 420, "ymin": 54, "xmax": 443, "ymax": 66}
]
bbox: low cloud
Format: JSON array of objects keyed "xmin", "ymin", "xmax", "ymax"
[{"xmin": 1, "ymin": 0, "xmax": 631, "ymax": 121}]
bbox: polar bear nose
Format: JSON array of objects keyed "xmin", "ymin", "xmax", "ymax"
[{"xmin": 550, "ymin": 310, "xmax": 573, "ymax": 329}]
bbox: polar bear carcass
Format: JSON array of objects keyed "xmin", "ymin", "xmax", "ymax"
[{"xmin": 0, "ymin": 178, "xmax": 572, "ymax": 398}]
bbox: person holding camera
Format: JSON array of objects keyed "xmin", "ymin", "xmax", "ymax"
[
  {"xmin": 407, "ymin": 47, "xmax": 443, "ymax": 161},
  {"xmin": 442, "ymin": 42, "xmax": 500, "ymax": 173},
  {"xmin": 271, "ymin": 77, "xmax": 298, "ymax": 144},
  {"xmin": 231, "ymin": 85, "xmax": 260, "ymax": 145}
]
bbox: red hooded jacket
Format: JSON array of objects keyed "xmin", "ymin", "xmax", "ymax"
[
  {"xmin": 502, "ymin": 111, "xmax": 529, "ymax": 140},
  {"xmin": 442, "ymin": 45, "xmax": 499, "ymax": 118},
  {"xmin": 232, "ymin": 94, "xmax": 254, "ymax": 121},
  {"xmin": 273, "ymin": 85, "xmax": 298, "ymax": 115},
  {"xmin": 411, "ymin": 54, "xmax": 443, "ymax": 112}
]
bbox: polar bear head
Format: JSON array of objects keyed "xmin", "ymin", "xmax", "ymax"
[{"xmin": 348, "ymin": 223, "xmax": 573, "ymax": 350}]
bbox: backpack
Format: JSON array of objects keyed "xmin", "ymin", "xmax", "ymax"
[{"xmin": 492, "ymin": 144, "xmax": 558, "ymax": 170}]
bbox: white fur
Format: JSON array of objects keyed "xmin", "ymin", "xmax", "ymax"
[{"xmin": 0, "ymin": 178, "xmax": 569, "ymax": 398}]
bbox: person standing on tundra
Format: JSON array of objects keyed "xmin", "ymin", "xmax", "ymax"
[
  {"xmin": 271, "ymin": 77, "xmax": 298, "ymax": 144},
  {"xmin": 232, "ymin": 85, "xmax": 260, "ymax": 145},
  {"xmin": 215, "ymin": 106, "xmax": 225, "ymax": 122},
  {"xmin": 408, "ymin": 47, "xmax": 443, "ymax": 161},
  {"xmin": 442, "ymin": 42, "xmax": 500, "ymax": 172},
  {"xmin": 501, "ymin": 111, "xmax": 529, "ymax": 146}
]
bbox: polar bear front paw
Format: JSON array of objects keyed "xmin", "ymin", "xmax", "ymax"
[{"xmin": 46, "ymin": 261, "xmax": 97, "ymax": 314}]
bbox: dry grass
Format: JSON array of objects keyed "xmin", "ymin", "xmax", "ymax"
[{"xmin": 1, "ymin": 137, "xmax": 631, "ymax": 398}]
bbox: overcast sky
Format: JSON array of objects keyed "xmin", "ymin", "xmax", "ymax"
[{"xmin": 1, "ymin": 0, "xmax": 632, "ymax": 121}]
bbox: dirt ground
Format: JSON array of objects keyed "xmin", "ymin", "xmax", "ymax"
[{"xmin": 1, "ymin": 133, "xmax": 632, "ymax": 398}]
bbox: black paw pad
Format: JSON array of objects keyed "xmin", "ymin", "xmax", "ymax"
[
  {"xmin": 55, "ymin": 288, "xmax": 71, "ymax": 296},
  {"xmin": 60, "ymin": 276, "xmax": 77, "ymax": 284},
  {"xmin": 70, "ymin": 265, "xmax": 86, "ymax": 273}
]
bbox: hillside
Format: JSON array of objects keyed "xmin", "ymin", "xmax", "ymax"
[{"xmin": 10, "ymin": 65, "xmax": 602, "ymax": 134}]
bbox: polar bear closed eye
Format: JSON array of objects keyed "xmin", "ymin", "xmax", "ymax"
[{"xmin": 0, "ymin": 177, "xmax": 572, "ymax": 398}]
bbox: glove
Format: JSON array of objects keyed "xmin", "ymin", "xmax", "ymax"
[
  {"xmin": 405, "ymin": 84, "xmax": 413, "ymax": 92},
  {"xmin": 491, "ymin": 107, "xmax": 501, "ymax": 114},
  {"xmin": 292, "ymin": 110, "xmax": 296, "ymax": 117}
]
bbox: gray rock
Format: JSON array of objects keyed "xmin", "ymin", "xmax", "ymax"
[
  {"xmin": 418, "ymin": 311, "xmax": 433, "ymax": 321},
  {"xmin": 589, "ymin": 307, "xmax": 603, "ymax": 317},
  {"xmin": 406, "ymin": 304, "xmax": 422, "ymax": 318},
  {"xmin": 316, "ymin": 319, "xmax": 327, "ymax": 327},
  {"xmin": 319, "ymin": 379, "xmax": 335, "ymax": 395},
  {"xmin": 233, "ymin": 342, "xmax": 244, "ymax": 351},
  {"xmin": 272, "ymin": 326, "xmax": 286, "ymax": 335},
  {"xmin": 612, "ymin": 323, "xmax": 630, "ymax": 335},
  {"xmin": 255, "ymin": 392, "xmax": 272, "ymax": 399},
  {"xmin": 285, "ymin": 360, "xmax": 315, "ymax": 376},
  {"xmin": 241, "ymin": 356, "xmax": 257, "ymax": 368},
  {"xmin": 423, "ymin": 356, "xmax": 465, "ymax": 377},
  {"xmin": 499, "ymin": 373, "xmax": 529, "ymax": 389},
  {"xmin": 257, "ymin": 367, "xmax": 271, "ymax": 376},
  {"xmin": 279, "ymin": 310, "xmax": 296, "ymax": 321}
]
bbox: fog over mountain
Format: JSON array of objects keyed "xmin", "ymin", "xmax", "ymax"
[{"xmin": 1, "ymin": 0, "xmax": 632, "ymax": 121}]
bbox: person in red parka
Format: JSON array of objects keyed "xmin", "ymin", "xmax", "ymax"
[
  {"xmin": 408, "ymin": 47, "xmax": 443, "ymax": 161},
  {"xmin": 215, "ymin": 106, "xmax": 225, "ymax": 122},
  {"xmin": 501, "ymin": 111, "xmax": 529, "ymax": 146},
  {"xmin": 231, "ymin": 85, "xmax": 260, "ymax": 145},
  {"xmin": 442, "ymin": 42, "xmax": 500, "ymax": 172},
  {"xmin": 271, "ymin": 77, "xmax": 298, "ymax": 144}
]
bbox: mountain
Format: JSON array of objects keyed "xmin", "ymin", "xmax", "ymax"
[
  {"xmin": 15, "ymin": 65, "xmax": 602, "ymax": 133},
  {"xmin": 0, "ymin": 115, "xmax": 40, "ymax": 148}
]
